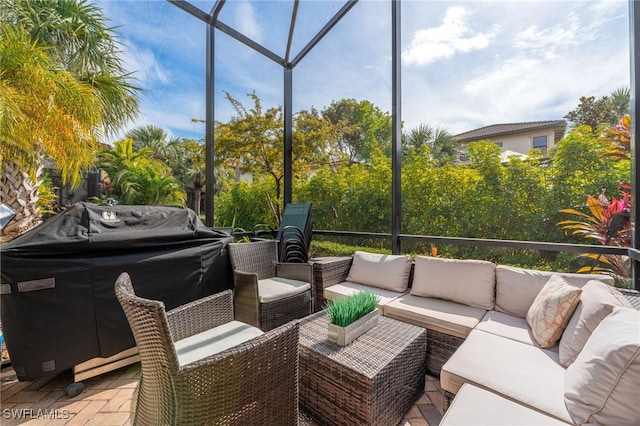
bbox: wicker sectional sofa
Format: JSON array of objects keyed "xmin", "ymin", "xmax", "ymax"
[{"xmin": 313, "ymin": 252, "xmax": 640, "ymax": 425}]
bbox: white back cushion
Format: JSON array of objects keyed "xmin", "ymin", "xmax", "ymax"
[
  {"xmin": 564, "ymin": 307, "xmax": 640, "ymax": 425},
  {"xmin": 559, "ymin": 280, "xmax": 633, "ymax": 367},
  {"xmin": 410, "ymin": 256, "xmax": 496, "ymax": 310},
  {"xmin": 345, "ymin": 251, "xmax": 412, "ymax": 293},
  {"xmin": 495, "ymin": 266, "xmax": 614, "ymax": 318}
]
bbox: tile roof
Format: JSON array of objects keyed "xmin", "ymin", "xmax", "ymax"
[{"xmin": 454, "ymin": 120, "xmax": 566, "ymax": 142}]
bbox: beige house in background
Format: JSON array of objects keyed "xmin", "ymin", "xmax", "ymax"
[{"xmin": 455, "ymin": 120, "xmax": 567, "ymax": 162}]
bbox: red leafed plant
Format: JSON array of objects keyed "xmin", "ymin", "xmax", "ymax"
[
  {"xmin": 558, "ymin": 186, "xmax": 630, "ymax": 277},
  {"xmin": 601, "ymin": 115, "xmax": 631, "ymax": 160}
]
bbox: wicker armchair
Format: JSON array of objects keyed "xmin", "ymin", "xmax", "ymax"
[
  {"xmin": 115, "ymin": 272, "xmax": 299, "ymax": 426},
  {"xmin": 228, "ymin": 240, "xmax": 313, "ymax": 331}
]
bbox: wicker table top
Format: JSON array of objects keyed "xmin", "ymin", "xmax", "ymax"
[{"xmin": 298, "ymin": 310, "xmax": 426, "ymax": 378}]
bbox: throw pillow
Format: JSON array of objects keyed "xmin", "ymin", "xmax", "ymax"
[
  {"xmin": 526, "ymin": 274, "xmax": 582, "ymax": 348},
  {"xmin": 559, "ymin": 280, "xmax": 633, "ymax": 367},
  {"xmin": 410, "ymin": 256, "xmax": 496, "ymax": 310},
  {"xmin": 345, "ymin": 251, "xmax": 412, "ymax": 293},
  {"xmin": 564, "ymin": 307, "xmax": 640, "ymax": 425}
]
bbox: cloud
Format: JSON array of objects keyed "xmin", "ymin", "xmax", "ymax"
[
  {"xmin": 96, "ymin": 0, "xmax": 630, "ymax": 142},
  {"xmin": 402, "ymin": 6, "xmax": 494, "ymax": 66},
  {"xmin": 513, "ymin": 13, "xmax": 590, "ymax": 61},
  {"xmin": 121, "ymin": 42, "xmax": 170, "ymax": 87},
  {"xmin": 234, "ymin": 2, "xmax": 263, "ymax": 44}
]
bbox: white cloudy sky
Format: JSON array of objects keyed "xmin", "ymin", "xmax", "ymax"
[{"xmin": 95, "ymin": 0, "xmax": 631, "ymax": 142}]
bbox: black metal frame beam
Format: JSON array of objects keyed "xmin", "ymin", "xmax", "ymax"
[
  {"xmin": 214, "ymin": 21, "xmax": 284, "ymax": 65},
  {"xmin": 171, "ymin": 0, "xmax": 639, "ymax": 290},
  {"xmin": 314, "ymin": 230, "xmax": 630, "ymax": 256},
  {"xmin": 291, "ymin": 1, "xmax": 359, "ymax": 67},
  {"xmin": 391, "ymin": 0, "xmax": 401, "ymax": 254},
  {"xmin": 169, "ymin": 0, "xmax": 359, "ymax": 224},
  {"xmin": 210, "ymin": 0, "xmax": 226, "ymax": 22},
  {"xmin": 284, "ymin": 66, "xmax": 294, "ymax": 205},
  {"xmin": 167, "ymin": 0, "xmax": 210, "ymax": 23},
  {"xmin": 205, "ymin": 24, "xmax": 215, "ymax": 225},
  {"xmin": 284, "ymin": 0, "xmax": 300, "ymax": 65},
  {"xmin": 631, "ymin": 1, "xmax": 640, "ymax": 290}
]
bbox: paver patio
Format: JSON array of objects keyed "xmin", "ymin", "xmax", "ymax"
[{"xmin": 1, "ymin": 361, "xmax": 445, "ymax": 425}]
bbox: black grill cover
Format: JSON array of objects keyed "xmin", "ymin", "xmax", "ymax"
[{"xmin": 1, "ymin": 202, "xmax": 233, "ymax": 380}]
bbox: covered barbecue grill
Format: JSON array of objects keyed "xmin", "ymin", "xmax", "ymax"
[{"xmin": 1, "ymin": 202, "xmax": 233, "ymax": 381}]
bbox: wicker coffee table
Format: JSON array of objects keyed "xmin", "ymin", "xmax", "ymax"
[{"xmin": 299, "ymin": 311, "xmax": 427, "ymax": 426}]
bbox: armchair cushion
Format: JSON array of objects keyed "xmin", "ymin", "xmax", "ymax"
[
  {"xmin": 559, "ymin": 280, "xmax": 633, "ymax": 367},
  {"xmin": 174, "ymin": 321, "xmax": 263, "ymax": 367},
  {"xmin": 564, "ymin": 307, "xmax": 640, "ymax": 425},
  {"xmin": 410, "ymin": 256, "xmax": 496, "ymax": 310},
  {"xmin": 526, "ymin": 274, "xmax": 581, "ymax": 348},
  {"xmin": 346, "ymin": 251, "xmax": 412, "ymax": 292},
  {"xmin": 258, "ymin": 277, "xmax": 310, "ymax": 303}
]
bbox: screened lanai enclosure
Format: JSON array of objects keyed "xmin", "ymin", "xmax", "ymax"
[{"xmin": 167, "ymin": 0, "xmax": 640, "ymax": 290}]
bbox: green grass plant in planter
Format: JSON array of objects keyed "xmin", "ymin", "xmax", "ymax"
[
  {"xmin": 326, "ymin": 291, "xmax": 380, "ymax": 345},
  {"xmin": 326, "ymin": 290, "xmax": 379, "ymax": 326}
]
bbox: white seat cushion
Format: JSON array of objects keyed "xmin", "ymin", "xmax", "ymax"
[
  {"xmin": 174, "ymin": 321, "xmax": 264, "ymax": 367},
  {"xmin": 441, "ymin": 329, "xmax": 572, "ymax": 424},
  {"xmin": 440, "ymin": 383, "xmax": 570, "ymax": 426},
  {"xmin": 323, "ymin": 281, "xmax": 406, "ymax": 313},
  {"xmin": 258, "ymin": 277, "xmax": 310, "ymax": 303},
  {"xmin": 475, "ymin": 310, "xmax": 558, "ymax": 351},
  {"xmin": 384, "ymin": 294, "xmax": 486, "ymax": 339}
]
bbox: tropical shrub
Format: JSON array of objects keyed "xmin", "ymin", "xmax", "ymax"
[
  {"xmin": 557, "ymin": 116, "xmax": 632, "ymax": 279},
  {"xmin": 98, "ymin": 138, "xmax": 185, "ymax": 205},
  {"xmin": 558, "ymin": 189, "xmax": 630, "ymax": 278}
]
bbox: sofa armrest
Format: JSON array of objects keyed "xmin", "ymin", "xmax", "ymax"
[{"xmin": 311, "ymin": 256, "xmax": 353, "ymax": 311}]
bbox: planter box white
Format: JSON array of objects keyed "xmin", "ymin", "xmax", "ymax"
[{"xmin": 327, "ymin": 310, "xmax": 379, "ymax": 346}]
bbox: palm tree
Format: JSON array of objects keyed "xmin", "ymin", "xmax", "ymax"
[
  {"xmin": 430, "ymin": 127, "xmax": 459, "ymax": 166},
  {"xmin": 127, "ymin": 125, "xmax": 177, "ymax": 161},
  {"xmin": 404, "ymin": 124, "xmax": 435, "ymax": 152},
  {"xmin": 0, "ymin": 25, "xmax": 101, "ymax": 239},
  {"xmin": 98, "ymin": 138, "xmax": 186, "ymax": 206},
  {"xmin": 1, "ymin": 0, "xmax": 140, "ymax": 239},
  {"xmin": 403, "ymin": 124, "xmax": 458, "ymax": 166},
  {"xmin": 166, "ymin": 140, "xmax": 207, "ymax": 214},
  {"xmin": 607, "ymin": 87, "xmax": 630, "ymax": 120},
  {"xmin": 4, "ymin": 0, "xmax": 140, "ymax": 135}
]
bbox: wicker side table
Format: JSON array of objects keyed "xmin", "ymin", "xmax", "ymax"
[
  {"xmin": 311, "ymin": 257, "xmax": 352, "ymax": 312},
  {"xmin": 299, "ymin": 311, "xmax": 427, "ymax": 426}
]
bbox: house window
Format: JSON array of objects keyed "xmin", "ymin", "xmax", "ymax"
[
  {"xmin": 495, "ymin": 142, "xmax": 503, "ymax": 148},
  {"xmin": 459, "ymin": 147, "xmax": 469, "ymax": 162},
  {"xmin": 533, "ymin": 135, "xmax": 548, "ymax": 154}
]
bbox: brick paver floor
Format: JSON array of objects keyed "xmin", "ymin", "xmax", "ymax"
[{"xmin": 1, "ymin": 362, "xmax": 445, "ymax": 425}]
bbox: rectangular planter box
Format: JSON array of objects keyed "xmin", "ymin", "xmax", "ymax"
[{"xmin": 327, "ymin": 310, "xmax": 378, "ymax": 346}]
